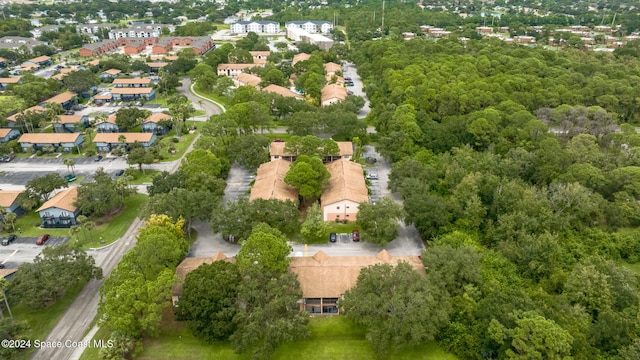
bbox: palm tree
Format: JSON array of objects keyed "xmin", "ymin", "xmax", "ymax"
[{"xmin": 63, "ymin": 158, "xmax": 76, "ymax": 175}]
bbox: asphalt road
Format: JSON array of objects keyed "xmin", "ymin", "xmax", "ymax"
[
  {"xmin": 343, "ymin": 61, "xmax": 371, "ymax": 119},
  {"xmin": 31, "ymin": 74, "xmax": 223, "ymax": 360},
  {"xmin": 180, "ymin": 77, "xmax": 223, "ymax": 121}
]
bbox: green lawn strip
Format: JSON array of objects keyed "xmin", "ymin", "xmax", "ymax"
[
  {"xmin": 157, "ymin": 131, "xmax": 196, "ymax": 162},
  {"xmin": 127, "ymin": 170, "xmax": 161, "ymax": 185},
  {"xmin": 78, "ymin": 326, "xmax": 112, "ymax": 360},
  {"xmin": 136, "ymin": 316, "xmax": 456, "ymax": 360},
  {"xmin": 11, "ymin": 281, "xmax": 88, "ymax": 360},
  {"xmin": 191, "ymin": 87, "xmax": 229, "ymax": 108},
  {"xmin": 147, "ymin": 95, "xmax": 169, "ymax": 107},
  {"xmin": 193, "ymin": 109, "xmax": 206, "ymax": 117},
  {"xmin": 326, "ymin": 222, "xmax": 360, "ymax": 234},
  {"xmin": 80, "ymin": 194, "xmax": 148, "ymax": 248}
]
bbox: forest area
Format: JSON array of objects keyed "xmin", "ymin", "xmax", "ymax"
[{"xmin": 353, "ymin": 38, "xmax": 640, "ymax": 358}]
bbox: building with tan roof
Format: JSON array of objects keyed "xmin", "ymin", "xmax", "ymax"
[
  {"xmin": 147, "ymin": 62, "xmax": 169, "ymax": 73},
  {"xmin": 171, "ymin": 252, "xmax": 235, "ymax": 303},
  {"xmin": 37, "ymin": 187, "xmax": 80, "ymax": 228},
  {"xmin": 0, "ymin": 77, "xmax": 21, "ymax": 90},
  {"xmin": 110, "ymin": 87, "xmax": 156, "ymax": 101},
  {"xmin": 6, "ymin": 105, "xmax": 47, "ymax": 125},
  {"xmin": 0, "ymin": 190, "xmax": 24, "ymax": 215},
  {"xmin": 53, "ymin": 114, "xmax": 90, "ymax": 133},
  {"xmin": 217, "ymin": 63, "xmax": 262, "ymax": 77},
  {"xmin": 236, "ymin": 73, "xmax": 262, "ymax": 88},
  {"xmin": 100, "ymin": 69, "xmax": 122, "ymax": 81},
  {"xmin": 25, "ymin": 55, "xmax": 52, "ymax": 66},
  {"xmin": 0, "ymin": 128, "xmax": 20, "ymax": 143},
  {"xmin": 324, "ymin": 62, "xmax": 341, "ymax": 76},
  {"xmin": 320, "ymin": 84, "xmax": 347, "ymax": 106},
  {"xmin": 321, "ymin": 159, "xmax": 368, "ymax": 222},
  {"xmin": 249, "ymin": 160, "xmax": 299, "ymax": 203},
  {"xmin": 292, "ymin": 52, "xmax": 311, "ymax": 66},
  {"xmin": 142, "ymin": 112, "xmax": 172, "ymax": 134},
  {"xmin": 44, "ymin": 91, "xmax": 77, "ymax": 110},
  {"xmin": 250, "ymin": 51, "xmax": 270, "ymax": 65},
  {"xmin": 112, "ymin": 78, "xmax": 151, "ymax": 87},
  {"xmin": 261, "ymin": 84, "xmax": 304, "ymax": 100},
  {"xmin": 93, "ymin": 132, "xmax": 157, "ymax": 152},
  {"xmin": 269, "ymin": 140, "xmax": 353, "ymax": 162},
  {"xmin": 18, "ymin": 133, "xmax": 84, "ymax": 153},
  {"xmin": 290, "ymin": 250, "xmax": 424, "ymax": 314},
  {"xmin": 52, "ymin": 67, "xmax": 79, "ymax": 81},
  {"xmin": 95, "ymin": 114, "xmax": 119, "ymax": 133}
]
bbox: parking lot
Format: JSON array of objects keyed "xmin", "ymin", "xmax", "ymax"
[
  {"xmin": 362, "ymin": 145, "xmax": 393, "ymax": 203},
  {"xmin": 222, "ymin": 163, "xmax": 253, "ymax": 204},
  {"xmin": 0, "ymin": 236, "xmax": 70, "ymax": 268}
]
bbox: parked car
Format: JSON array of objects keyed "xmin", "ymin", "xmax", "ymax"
[
  {"xmin": 65, "ymin": 174, "xmax": 77, "ymax": 182},
  {"xmin": 329, "ymin": 233, "xmax": 337, "ymax": 242},
  {"xmin": 1, "ymin": 154, "xmax": 14, "ymax": 162},
  {"xmin": 366, "ymin": 173, "xmax": 379, "ymax": 180},
  {"xmin": 352, "ymin": 230, "xmax": 360, "ymax": 242},
  {"xmin": 346, "ymin": 90, "xmax": 354, "ymax": 95},
  {"xmin": 36, "ymin": 234, "xmax": 50, "ymax": 245},
  {"xmin": 115, "ymin": 169, "xmax": 124, "ymax": 176},
  {"xmin": 2, "ymin": 234, "xmax": 16, "ymax": 246},
  {"xmin": 94, "ymin": 155, "xmax": 103, "ymax": 161},
  {"xmin": 65, "ymin": 110, "xmax": 75, "ymax": 115}
]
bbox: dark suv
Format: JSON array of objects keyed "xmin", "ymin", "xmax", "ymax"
[
  {"xmin": 2, "ymin": 234, "xmax": 16, "ymax": 246},
  {"xmin": 329, "ymin": 233, "xmax": 337, "ymax": 242}
]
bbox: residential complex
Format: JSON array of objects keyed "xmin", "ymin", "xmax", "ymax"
[{"xmin": 230, "ymin": 20, "xmax": 279, "ymax": 34}]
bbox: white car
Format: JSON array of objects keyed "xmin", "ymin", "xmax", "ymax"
[{"xmin": 366, "ymin": 173, "xmax": 379, "ymax": 180}]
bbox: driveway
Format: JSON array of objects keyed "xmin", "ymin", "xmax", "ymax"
[
  {"xmin": 0, "ymin": 236, "xmax": 70, "ymax": 268},
  {"xmin": 362, "ymin": 145, "xmax": 393, "ymax": 203},
  {"xmin": 343, "ymin": 61, "xmax": 371, "ymax": 119},
  {"xmin": 179, "ymin": 77, "xmax": 223, "ymax": 121}
]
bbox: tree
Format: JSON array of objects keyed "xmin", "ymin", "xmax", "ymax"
[
  {"xmin": 0, "ymin": 278, "xmax": 13, "ymax": 320},
  {"xmin": 24, "ymin": 173, "xmax": 68, "ymax": 202},
  {"xmin": 115, "ymin": 107, "xmax": 150, "ymax": 131},
  {"xmin": 356, "ymin": 197, "xmax": 403, "ymax": 246},
  {"xmin": 63, "ymin": 69, "xmax": 99, "ymax": 94},
  {"xmin": 3, "ymin": 212, "xmax": 16, "ymax": 233},
  {"xmin": 177, "ymin": 261, "xmax": 240, "ymax": 342},
  {"xmin": 75, "ymin": 168, "xmax": 132, "ymax": 217},
  {"xmin": 489, "ymin": 311, "xmax": 574, "ymax": 359},
  {"xmin": 284, "ymin": 136, "xmax": 340, "ymax": 158},
  {"xmin": 341, "ymin": 262, "xmax": 451, "ymax": 356},
  {"xmin": 421, "ymin": 244, "xmax": 482, "ymax": 297},
  {"xmin": 284, "ymin": 155, "xmax": 330, "ymax": 203},
  {"xmin": 143, "ymin": 189, "xmax": 218, "ymax": 234},
  {"xmin": 127, "ymin": 147, "xmax": 155, "ymax": 172},
  {"xmin": 227, "ymin": 134, "xmax": 270, "ymax": 169},
  {"xmin": 168, "ymin": 95, "xmax": 195, "ymax": 136},
  {"xmin": 236, "ymin": 223, "xmax": 292, "ymax": 276},
  {"xmin": 147, "ymin": 171, "xmax": 186, "ymax": 196},
  {"xmin": 63, "ymin": 158, "xmax": 76, "ymax": 175},
  {"xmin": 9, "ymin": 244, "xmax": 102, "ymax": 310},
  {"xmin": 179, "ymin": 149, "xmax": 226, "ymax": 193},
  {"xmin": 300, "ymin": 203, "xmax": 328, "ymax": 243},
  {"xmin": 157, "ymin": 72, "xmax": 181, "ymax": 95}
]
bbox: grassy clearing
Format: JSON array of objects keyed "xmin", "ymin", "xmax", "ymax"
[
  {"xmin": 78, "ymin": 326, "xmax": 112, "ymax": 360},
  {"xmin": 157, "ymin": 131, "xmax": 197, "ymax": 162},
  {"xmin": 191, "ymin": 87, "xmax": 229, "ymax": 108},
  {"xmin": 127, "ymin": 170, "xmax": 161, "ymax": 184},
  {"xmin": 326, "ymin": 222, "xmax": 360, "ymax": 234},
  {"xmin": 132, "ymin": 316, "xmax": 456, "ymax": 360},
  {"xmin": 11, "ymin": 281, "xmax": 88, "ymax": 360}
]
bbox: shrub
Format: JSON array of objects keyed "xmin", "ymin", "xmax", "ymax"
[
  {"xmin": 36, "ymin": 150, "xmax": 43, "ymax": 156},
  {"xmin": 171, "ymin": 137, "xmax": 179, "ymax": 143}
]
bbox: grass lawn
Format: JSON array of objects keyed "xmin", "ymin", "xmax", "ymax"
[
  {"xmin": 11, "ymin": 194, "xmax": 147, "ymax": 248},
  {"xmin": 127, "ymin": 170, "xmax": 161, "ymax": 184},
  {"xmin": 78, "ymin": 326, "xmax": 112, "ymax": 360},
  {"xmin": 147, "ymin": 95, "xmax": 169, "ymax": 107},
  {"xmin": 131, "ymin": 316, "xmax": 456, "ymax": 360},
  {"xmin": 191, "ymin": 87, "xmax": 229, "ymax": 109},
  {"xmin": 326, "ymin": 222, "xmax": 360, "ymax": 235},
  {"xmin": 193, "ymin": 109, "xmax": 206, "ymax": 117},
  {"xmin": 11, "ymin": 281, "xmax": 88, "ymax": 360},
  {"xmin": 621, "ymin": 260, "xmax": 640, "ymax": 275},
  {"xmin": 157, "ymin": 132, "xmax": 197, "ymax": 162}
]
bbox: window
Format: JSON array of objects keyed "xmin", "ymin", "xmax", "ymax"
[{"xmin": 336, "ymin": 206, "xmax": 340, "ymax": 209}]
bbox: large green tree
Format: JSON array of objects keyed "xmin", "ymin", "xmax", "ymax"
[
  {"xmin": 355, "ymin": 197, "xmax": 403, "ymax": 246},
  {"xmin": 341, "ymin": 262, "xmax": 451, "ymax": 356},
  {"xmin": 24, "ymin": 173, "xmax": 68, "ymax": 202},
  {"xmin": 236, "ymin": 223, "xmax": 292, "ymax": 276},
  {"xmin": 75, "ymin": 168, "xmax": 133, "ymax": 217},
  {"xmin": 177, "ymin": 261, "xmax": 241, "ymax": 342},
  {"xmin": 284, "ymin": 155, "xmax": 330, "ymax": 202}
]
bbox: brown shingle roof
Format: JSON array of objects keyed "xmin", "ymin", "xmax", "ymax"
[
  {"xmin": 289, "ymin": 250, "xmax": 425, "ymax": 298},
  {"xmin": 250, "ymin": 51, "xmax": 271, "ymax": 58},
  {"xmin": 172, "ymin": 252, "xmax": 235, "ymax": 296},
  {"xmin": 112, "ymin": 78, "xmax": 151, "ymax": 85},
  {"xmin": 110, "ymin": 87, "xmax": 154, "ymax": 95},
  {"xmin": 87, "ymin": 59, "xmax": 100, "ymax": 66},
  {"xmin": 321, "ymin": 84, "xmax": 347, "ymax": 104},
  {"xmin": 28, "ymin": 55, "xmax": 51, "ymax": 63},
  {"xmin": 103, "ymin": 69, "xmax": 121, "ymax": 75},
  {"xmin": 236, "ymin": 73, "xmax": 262, "ymax": 87},
  {"xmin": 144, "ymin": 112, "xmax": 172, "ymax": 124},
  {"xmin": 146, "ymin": 62, "xmax": 168, "ymax": 68},
  {"xmin": 18, "ymin": 133, "xmax": 82, "ymax": 144},
  {"xmin": 0, "ymin": 128, "xmax": 15, "ymax": 137},
  {"xmin": 0, "ymin": 190, "xmax": 23, "ymax": 208},
  {"xmin": 37, "ymin": 187, "xmax": 77, "ymax": 212},
  {"xmin": 45, "ymin": 91, "xmax": 77, "ymax": 104},
  {"xmin": 292, "ymin": 53, "xmax": 311, "ymax": 66},
  {"xmin": 324, "ymin": 62, "xmax": 341, "ymax": 74},
  {"xmin": 0, "ymin": 77, "xmax": 21, "ymax": 84},
  {"xmin": 93, "ymin": 132, "xmax": 154, "ymax": 144},
  {"xmin": 321, "ymin": 159, "xmax": 368, "ymax": 206},
  {"xmin": 217, "ymin": 63, "xmax": 257, "ymax": 71},
  {"xmin": 0, "ymin": 269, "xmax": 17, "ymax": 279},
  {"xmin": 261, "ymin": 84, "xmax": 304, "ymax": 99},
  {"xmin": 269, "ymin": 140, "xmax": 353, "ymax": 158},
  {"xmin": 7, "ymin": 105, "xmax": 46, "ymax": 122},
  {"xmin": 249, "ymin": 160, "xmax": 298, "ymax": 202},
  {"xmin": 57, "ymin": 115, "xmax": 84, "ymax": 124}
]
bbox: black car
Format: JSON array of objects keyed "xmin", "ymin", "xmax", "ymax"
[
  {"xmin": 329, "ymin": 233, "xmax": 337, "ymax": 242},
  {"xmin": 94, "ymin": 155, "xmax": 103, "ymax": 161},
  {"xmin": 115, "ymin": 169, "xmax": 124, "ymax": 176},
  {"xmin": 65, "ymin": 110, "xmax": 75, "ymax": 115},
  {"xmin": 2, "ymin": 234, "xmax": 16, "ymax": 246}
]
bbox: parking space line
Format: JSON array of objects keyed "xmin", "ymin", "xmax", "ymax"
[{"xmin": 2, "ymin": 249, "xmax": 18, "ymax": 264}]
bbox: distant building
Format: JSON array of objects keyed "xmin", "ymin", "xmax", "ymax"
[
  {"xmin": 0, "ymin": 36, "xmax": 46, "ymax": 51},
  {"xmin": 320, "ymin": 84, "xmax": 347, "ymax": 106},
  {"xmin": 287, "ymin": 27, "xmax": 334, "ymax": 50},
  {"xmin": 24, "ymin": 55, "xmax": 52, "ymax": 67},
  {"xmin": 268, "ymin": 140, "xmax": 353, "ymax": 163},
  {"xmin": 0, "ymin": 77, "xmax": 21, "ymax": 90},
  {"xmin": 94, "ymin": 115, "xmax": 119, "ymax": 133},
  {"xmin": 42, "ymin": 91, "xmax": 77, "ymax": 110},
  {"xmin": 141, "ymin": 113, "xmax": 172, "ymax": 135},
  {"xmin": 0, "ymin": 128, "xmax": 20, "ymax": 143},
  {"xmin": 100, "ymin": 69, "xmax": 122, "ymax": 81},
  {"xmin": 53, "ymin": 115, "xmax": 90, "ymax": 133},
  {"xmin": 236, "ymin": 73, "xmax": 262, "ymax": 88},
  {"xmin": 108, "ymin": 24, "xmax": 175, "ymax": 39},
  {"xmin": 292, "ymin": 53, "xmax": 311, "ymax": 66},
  {"xmin": 18, "ymin": 133, "xmax": 85, "ymax": 153},
  {"xmin": 217, "ymin": 63, "xmax": 262, "ymax": 77},
  {"xmin": 261, "ymin": 84, "xmax": 304, "ymax": 100},
  {"xmin": 93, "ymin": 132, "xmax": 157, "ymax": 152},
  {"xmin": 249, "ymin": 51, "xmax": 270, "ymax": 65},
  {"xmin": 285, "ymin": 21, "xmax": 333, "ymax": 34},
  {"xmin": 249, "ymin": 159, "xmax": 298, "ymax": 203},
  {"xmin": 151, "ymin": 36, "xmax": 214, "ymax": 55},
  {"xmin": 230, "ymin": 21, "xmax": 279, "ymax": 34}
]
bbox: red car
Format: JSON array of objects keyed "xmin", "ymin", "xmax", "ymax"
[
  {"xmin": 36, "ymin": 234, "xmax": 50, "ymax": 245},
  {"xmin": 352, "ymin": 230, "xmax": 360, "ymax": 242}
]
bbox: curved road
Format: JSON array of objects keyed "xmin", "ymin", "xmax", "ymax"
[{"xmin": 32, "ymin": 78, "xmax": 224, "ymax": 360}]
